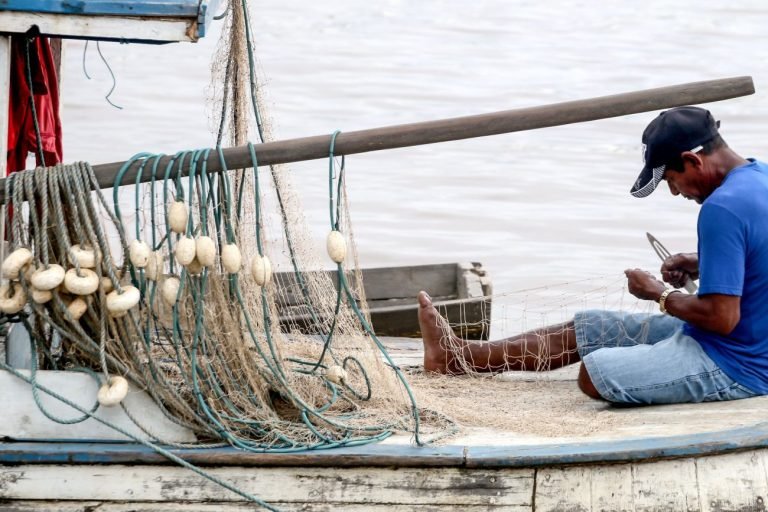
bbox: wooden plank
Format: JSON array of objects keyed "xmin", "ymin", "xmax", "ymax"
[
  {"xmin": 535, "ymin": 466, "xmax": 591, "ymax": 511},
  {"xmin": 535, "ymin": 459, "xmax": 706, "ymax": 511},
  {"xmin": 5, "ymin": 422, "xmax": 768, "ymax": 471},
  {"xmin": 49, "ymin": 38, "xmax": 62, "ymax": 88},
  {"xmin": 364, "ymin": 296, "xmax": 489, "ymax": 339},
  {"xmin": 0, "ymin": 11, "xmax": 198, "ymax": 43},
  {"xmin": 535, "ymin": 464, "xmax": 634, "ymax": 512},
  {"xmin": 698, "ymin": 450, "xmax": 768, "ymax": 512},
  {"xmin": 465, "ymin": 423, "xmax": 768, "ymax": 469},
  {"xmin": 5, "ymin": 77, "xmax": 752, "ymax": 197},
  {"xmin": 589, "ymin": 465, "xmax": 634, "ymax": 512},
  {"xmin": 0, "ymin": 440, "xmax": 466, "ymax": 468},
  {"xmin": 1, "ymin": 0, "xmax": 202, "ymax": 17},
  {"xmin": 359, "ymin": 263, "xmax": 458, "ymax": 300},
  {"xmin": 631, "ymin": 458, "xmax": 700, "ymax": 512},
  {"xmin": 274, "ymin": 264, "xmax": 458, "ymax": 305},
  {"xmin": 274, "ymin": 263, "xmax": 490, "ymax": 339},
  {"xmin": 278, "ymin": 296, "xmax": 489, "ymax": 339},
  {"xmin": 0, "ymin": 35, "xmax": 10, "ymax": 362},
  {"xmin": 0, "ymin": 464, "xmax": 535, "ymax": 506},
  {"xmin": 0, "ymin": 501, "xmax": 516, "ymax": 511},
  {"xmin": 456, "ymin": 262, "xmax": 489, "ymax": 300},
  {"xmin": 0, "ymin": 35, "xmax": 10, "ymax": 180}
]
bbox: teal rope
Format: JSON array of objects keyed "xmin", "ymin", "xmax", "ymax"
[
  {"xmin": 323, "ymin": 132, "xmax": 444, "ymax": 445},
  {"xmin": 0, "ymin": 360, "xmax": 281, "ymax": 511}
]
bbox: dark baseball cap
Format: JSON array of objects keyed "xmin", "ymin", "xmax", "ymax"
[{"xmin": 630, "ymin": 106, "xmax": 720, "ymax": 198}]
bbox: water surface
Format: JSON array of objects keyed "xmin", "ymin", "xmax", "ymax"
[{"xmin": 59, "ymin": 1, "xmax": 768, "ymax": 334}]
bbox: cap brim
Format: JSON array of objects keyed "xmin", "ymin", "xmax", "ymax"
[{"xmin": 630, "ymin": 163, "xmax": 666, "ymax": 198}]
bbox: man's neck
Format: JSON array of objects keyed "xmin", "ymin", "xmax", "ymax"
[{"xmin": 712, "ymin": 148, "xmax": 749, "ymax": 179}]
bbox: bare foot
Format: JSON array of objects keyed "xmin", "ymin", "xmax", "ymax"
[{"xmin": 417, "ymin": 291, "xmax": 465, "ymax": 374}]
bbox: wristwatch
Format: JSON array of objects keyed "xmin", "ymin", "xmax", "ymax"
[{"xmin": 658, "ymin": 288, "xmax": 681, "ymax": 314}]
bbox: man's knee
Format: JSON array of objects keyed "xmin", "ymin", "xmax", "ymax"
[{"xmin": 577, "ymin": 363, "xmax": 603, "ymax": 400}]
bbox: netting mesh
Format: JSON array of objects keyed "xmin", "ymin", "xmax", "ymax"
[
  {"xmin": 0, "ymin": 1, "xmax": 676, "ymax": 454},
  {"xmin": 409, "ymin": 277, "xmax": 659, "ymax": 437},
  {"xmin": 1, "ymin": 123, "xmax": 462, "ymax": 447},
  {"xmin": 0, "ymin": 0, "xmax": 458, "ymax": 448}
]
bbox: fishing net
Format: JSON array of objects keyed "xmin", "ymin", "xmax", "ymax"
[
  {"xmin": 408, "ymin": 276, "xmax": 662, "ymax": 437},
  {"xmin": 424, "ymin": 275, "xmax": 648, "ymax": 375},
  {"xmin": 0, "ymin": 0, "xmax": 678, "ymax": 456},
  {"xmin": 1, "ymin": 148, "xmax": 450, "ymax": 450},
  {"xmin": 0, "ymin": 0, "xmax": 457, "ymax": 451}
]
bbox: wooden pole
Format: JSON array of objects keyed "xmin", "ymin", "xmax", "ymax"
[
  {"xmin": 0, "ymin": 76, "xmax": 755, "ymax": 199},
  {"xmin": 0, "ymin": 35, "xmax": 11, "ymax": 361}
]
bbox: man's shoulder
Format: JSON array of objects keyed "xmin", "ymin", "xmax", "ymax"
[{"xmin": 714, "ymin": 161, "xmax": 768, "ymax": 197}]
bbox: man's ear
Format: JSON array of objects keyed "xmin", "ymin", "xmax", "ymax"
[{"xmin": 680, "ymin": 151, "xmax": 704, "ymax": 171}]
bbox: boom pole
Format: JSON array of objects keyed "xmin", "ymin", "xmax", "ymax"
[{"xmin": 0, "ymin": 76, "xmax": 755, "ymax": 199}]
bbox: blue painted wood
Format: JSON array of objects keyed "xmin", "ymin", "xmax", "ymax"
[
  {"xmin": 0, "ymin": 0, "xmax": 221, "ymax": 41},
  {"xmin": 0, "ymin": 0, "xmax": 200, "ymax": 17},
  {"xmin": 2, "ymin": 421, "xmax": 768, "ymax": 468},
  {"xmin": 0, "ymin": 441, "xmax": 467, "ymax": 468},
  {"xmin": 465, "ymin": 421, "xmax": 768, "ymax": 468}
]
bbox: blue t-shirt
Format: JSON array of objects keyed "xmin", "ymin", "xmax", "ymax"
[{"xmin": 684, "ymin": 159, "xmax": 768, "ymax": 393}]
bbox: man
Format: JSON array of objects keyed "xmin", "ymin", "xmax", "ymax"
[{"xmin": 418, "ymin": 106, "xmax": 768, "ymax": 404}]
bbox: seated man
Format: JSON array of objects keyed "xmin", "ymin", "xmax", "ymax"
[{"xmin": 418, "ymin": 106, "xmax": 768, "ymax": 405}]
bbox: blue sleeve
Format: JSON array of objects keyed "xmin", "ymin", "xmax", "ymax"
[{"xmin": 697, "ymin": 203, "xmax": 745, "ymax": 296}]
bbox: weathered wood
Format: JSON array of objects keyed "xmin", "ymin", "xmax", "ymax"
[
  {"xmin": 0, "ymin": 464, "xmax": 535, "ymax": 507},
  {"xmin": 535, "ymin": 465, "xmax": 635, "ymax": 512},
  {"xmin": 632, "ymin": 458, "xmax": 700, "ymax": 512},
  {"xmin": 4, "ymin": 451, "xmax": 768, "ymax": 510},
  {"xmin": 275, "ymin": 263, "xmax": 459, "ymax": 304},
  {"xmin": 275, "ymin": 262, "xmax": 491, "ymax": 339},
  {"xmin": 1, "ymin": 0, "xmax": 202, "ymax": 17},
  {"xmin": 49, "ymin": 38, "xmax": 62, "ymax": 88},
  {"xmin": 0, "ymin": 35, "xmax": 10, "ymax": 361},
  {"xmin": 457, "ymin": 261, "xmax": 491, "ymax": 299},
  {"xmin": 0, "ymin": 11, "xmax": 198, "ymax": 43},
  {"xmin": 698, "ymin": 450, "xmax": 768, "ymax": 512},
  {"xmin": 589, "ymin": 465, "xmax": 634, "ymax": 512},
  {"xmin": 0, "ymin": 502, "xmax": 517, "ymax": 511},
  {"xmin": 0, "ymin": 35, "xmax": 11, "ymax": 181},
  {"xmin": 534, "ymin": 454, "xmax": 767, "ymax": 512},
  {"xmin": 0, "ymin": 77, "xmax": 753, "ymax": 201},
  {"xmin": 0, "ymin": 439, "xmax": 467, "ymax": 468},
  {"xmin": 535, "ymin": 466, "xmax": 593, "ymax": 511},
  {"xmin": 279, "ymin": 296, "xmax": 489, "ymax": 339}
]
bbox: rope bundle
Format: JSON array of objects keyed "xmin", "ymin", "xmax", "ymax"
[{"xmin": 1, "ymin": 141, "xmax": 454, "ymax": 451}]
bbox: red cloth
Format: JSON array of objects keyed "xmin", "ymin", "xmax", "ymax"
[{"xmin": 6, "ymin": 36, "xmax": 63, "ymax": 175}]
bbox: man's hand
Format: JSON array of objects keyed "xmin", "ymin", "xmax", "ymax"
[
  {"xmin": 660, "ymin": 253, "xmax": 699, "ymax": 289},
  {"xmin": 624, "ymin": 268, "xmax": 666, "ymax": 301}
]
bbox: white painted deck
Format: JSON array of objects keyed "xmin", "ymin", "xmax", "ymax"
[
  {"xmin": 1, "ymin": 337, "xmax": 768, "ymax": 510},
  {"xmin": 383, "ymin": 337, "xmax": 768, "ymax": 447}
]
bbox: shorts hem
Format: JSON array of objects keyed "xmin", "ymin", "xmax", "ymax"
[{"xmin": 582, "ymin": 352, "xmax": 616, "ymax": 402}]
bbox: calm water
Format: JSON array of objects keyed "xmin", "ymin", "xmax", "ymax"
[{"xmin": 58, "ymin": 1, "xmax": 768, "ymax": 332}]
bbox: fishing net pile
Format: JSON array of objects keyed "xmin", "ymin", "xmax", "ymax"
[
  {"xmin": 0, "ymin": 144, "xmax": 447, "ymax": 448},
  {"xmin": 0, "ymin": 0, "xmax": 453, "ymax": 450},
  {"xmin": 0, "ymin": 0, "xmax": 677, "ymax": 455}
]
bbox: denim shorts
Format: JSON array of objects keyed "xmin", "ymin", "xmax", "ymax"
[{"xmin": 574, "ymin": 310, "xmax": 759, "ymax": 405}]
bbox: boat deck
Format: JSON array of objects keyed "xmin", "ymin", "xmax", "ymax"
[{"xmin": 2, "ymin": 338, "xmax": 768, "ymax": 510}]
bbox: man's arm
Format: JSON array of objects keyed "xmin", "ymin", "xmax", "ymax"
[{"xmin": 625, "ymin": 268, "xmax": 740, "ymax": 336}]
